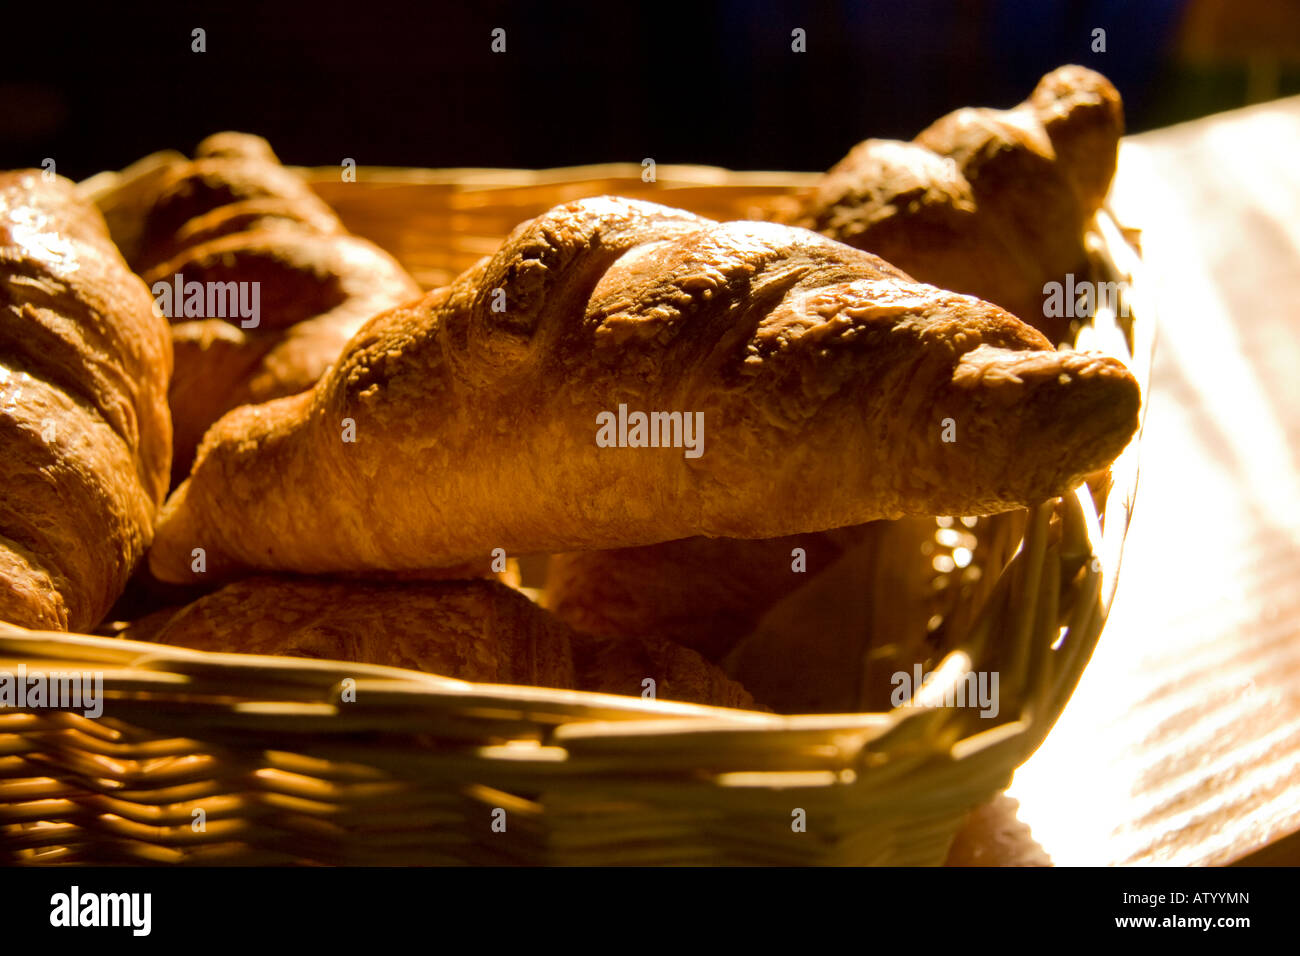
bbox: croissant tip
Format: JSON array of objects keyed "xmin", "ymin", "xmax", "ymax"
[{"xmin": 1027, "ymin": 354, "xmax": 1140, "ymax": 487}]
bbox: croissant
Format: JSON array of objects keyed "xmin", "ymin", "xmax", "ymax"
[
  {"xmin": 776, "ymin": 65, "xmax": 1123, "ymax": 344},
  {"xmin": 549, "ymin": 66, "xmax": 1128, "ymax": 663},
  {"xmin": 148, "ymin": 195, "xmax": 1139, "ymax": 585},
  {"xmin": 719, "ymin": 517, "xmax": 947, "ymax": 714},
  {"xmin": 129, "ymin": 576, "xmax": 759, "ymax": 709},
  {"xmin": 87, "ymin": 132, "xmax": 421, "ymax": 479},
  {"xmin": 547, "ymin": 517, "xmax": 953, "ymax": 711},
  {"xmin": 0, "ymin": 172, "xmax": 172, "ymax": 631}
]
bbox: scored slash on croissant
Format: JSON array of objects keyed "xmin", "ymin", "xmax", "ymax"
[
  {"xmin": 0, "ymin": 173, "xmax": 172, "ymax": 631},
  {"xmin": 148, "ymin": 195, "xmax": 1139, "ymax": 585},
  {"xmin": 86, "ymin": 132, "xmax": 421, "ymax": 481},
  {"xmin": 776, "ymin": 64, "xmax": 1124, "ymax": 344}
]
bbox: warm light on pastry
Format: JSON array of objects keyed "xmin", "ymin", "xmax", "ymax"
[
  {"xmin": 0, "ymin": 173, "xmax": 172, "ymax": 631},
  {"xmin": 146, "ymin": 195, "xmax": 1139, "ymax": 586}
]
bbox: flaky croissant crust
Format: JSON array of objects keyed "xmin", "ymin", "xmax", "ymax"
[
  {"xmin": 780, "ymin": 65, "xmax": 1124, "ymax": 343},
  {"xmin": 93, "ymin": 132, "xmax": 420, "ymax": 481},
  {"xmin": 150, "ymin": 196, "xmax": 1138, "ymax": 584},
  {"xmin": 1, "ymin": 173, "xmax": 172, "ymax": 630}
]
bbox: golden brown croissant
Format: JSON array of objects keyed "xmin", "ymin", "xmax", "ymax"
[
  {"xmin": 776, "ymin": 65, "xmax": 1123, "ymax": 344},
  {"xmin": 130, "ymin": 576, "xmax": 759, "ymax": 709},
  {"xmin": 88, "ymin": 132, "xmax": 421, "ymax": 480},
  {"xmin": 549, "ymin": 66, "xmax": 1127, "ymax": 667},
  {"xmin": 148, "ymin": 195, "xmax": 1139, "ymax": 586},
  {"xmin": 0, "ymin": 172, "xmax": 172, "ymax": 631}
]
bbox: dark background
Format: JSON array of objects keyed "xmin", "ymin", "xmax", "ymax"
[{"xmin": 2, "ymin": 0, "xmax": 1296, "ymax": 179}]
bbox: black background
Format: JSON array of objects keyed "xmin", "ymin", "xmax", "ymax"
[
  {"xmin": 0, "ymin": 863, "xmax": 1278, "ymax": 942},
  {"xmin": 1, "ymin": 0, "xmax": 1197, "ymax": 179}
]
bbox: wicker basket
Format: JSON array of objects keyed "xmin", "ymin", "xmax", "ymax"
[{"xmin": 0, "ymin": 165, "xmax": 1153, "ymax": 865}]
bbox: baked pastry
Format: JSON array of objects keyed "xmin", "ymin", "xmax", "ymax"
[
  {"xmin": 130, "ymin": 575, "xmax": 759, "ymax": 709},
  {"xmin": 570, "ymin": 625, "xmax": 760, "ymax": 711},
  {"xmin": 548, "ymin": 67, "xmax": 1128, "ymax": 666},
  {"xmin": 86, "ymin": 132, "xmax": 421, "ymax": 479},
  {"xmin": 544, "ymin": 518, "xmax": 949, "ymax": 710},
  {"xmin": 776, "ymin": 65, "xmax": 1123, "ymax": 343},
  {"xmin": 0, "ymin": 172, "xmax": 172, "ymax": 631},
  {"xmin": 718, "ymin": 516, "xmax": 959, "ymax": 713},
  {"xmin": 545, "ymin": 527, "xmax": 878, "ymax": 662},
  {"xmin": 148, "ymin": 195, "xmax": 1139, "ymax": 585}
]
